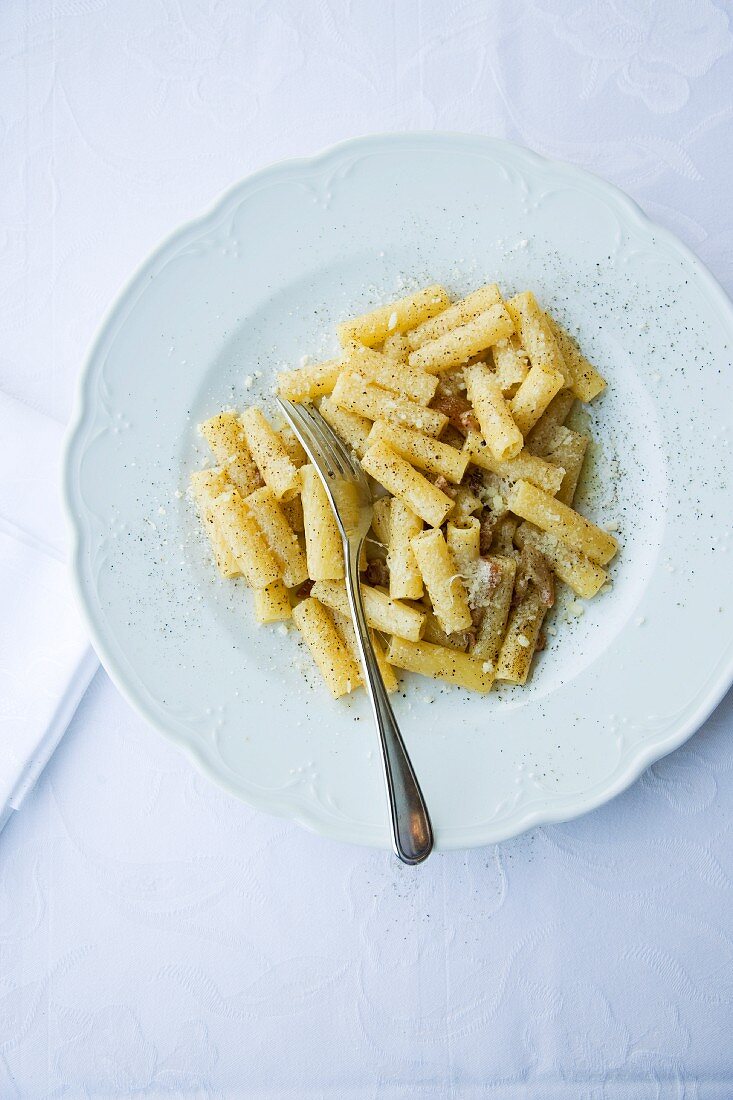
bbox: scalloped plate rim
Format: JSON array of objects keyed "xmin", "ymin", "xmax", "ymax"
[{"xmin": 63, "ymin": 131, "xmax": 733, "ymax": 850}]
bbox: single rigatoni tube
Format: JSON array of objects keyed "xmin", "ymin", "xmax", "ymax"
[
  {"xmin": 319, "ymin": 397, "xmax": 372, "ymax": 458},
  {"xmin": 464, "ymin": 363, "xmax": 523, "ymax": 461},
  {"xmin": 344, "ymin": 343, "xmax": 438, "ymax": 405},
  {"xmin": 199, "ymin": 411, "xmax": 262, "ymax": 497},
  {"xmin": 361, "ymin": 440, "xmax": 455, "ymax": 528},
  {"xmin": 253, "ymin": 580, "xmax": 292, "ymax": 623},
  {"xmin": 544, "ymin": 313, "xmax": 606, "ymax": 401},
  {"xmin": 311, "ymin": 579, "xmax": 426, "ymax": 643},
  {"xmin": 367, "ymin": 420, "xmax": 469, "ymax": 483},
  {"xmin": 469, "ymin": 556, "xmax": 517, "ymax": 665},
  {"xmin": 514, "ymin": 523, "xmax": 607, "ymax": 599},
  {"xmin": 387, "ymin": 637, "xmax": 495, "ymax": 693},
  {"xmin": 507, "ymin": 479, "xmax": 618, "ymax": 565},
  {"xmin": 408, "ymin": 304, "xmax": 514, "ymax": 373},
  {"xmin": 243, "ymin": 485, "xmax": 309, "ymax": 588},
  {"xmin": 241, "ymin": 407, "xmax": 301, "ymax": 501},
  {"xmin": 388, "ymin": 499, "xmax": 424, "ymax": 600},
  {"xmin": 495, "ymin": 587, "xmax": 548, "ymax": 685},
  {"xmin": 509, "ymin": 364, "xmax": 565, "ymax": 437},
  {"xmin": 446, "ymin": 517, "xmax": 481, "ymax": 577},
  {"xmin": 407, "ymin": 284, "xmax": 503, "ymax": 349},
  {"xmin": 208, "ymin": 488, "xmax": 280, "ymax": 587},
  {"xmin": 331, "ymin": 373, "xmax": 447, "ymax": 436},
  {"xmin": 463, "ymin": 431, "xmax": 565, "ymax": 495},
  {"xmin": 300, "ymin": 465, "xmax": 344, "ymax": 581},
  {"xmin": 276, "ymin": 359, "xmax": 342, "ymax": 402},
  {"xmin": 505, "ymin": 291, "xmax": 572, "ymax": 389},
  {"xmin": 338, "ymin": 285, "xmax": 451, "ymax": 347},
  {"xmin": 543, "ymin": 426, "xmax": 589, "ymax": 506},
  {"xmin": 524, "ymin": 389, "xmax": 576, "ymax": 455},
  {"xmin": 411, "ymin": 528, "xmax": 472, "ymax": 634},
  {"xmin": 292, "ymin": 598, "xmax": 361, "ymax": 698},
  {"xmin": 189, "ymin": 468, "xmax": 240, "ymax": 578}
]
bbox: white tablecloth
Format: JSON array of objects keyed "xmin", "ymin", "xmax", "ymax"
[{"xmin": 3, "ymin": 1, "xmax": 733, "ymax": 1095}]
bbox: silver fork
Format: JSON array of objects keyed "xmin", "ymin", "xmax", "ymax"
[{"xmin": 277, "ymin": 397, "xmax": 433, "ymax": 865}]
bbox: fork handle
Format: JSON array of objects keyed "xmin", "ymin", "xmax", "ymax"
[{"xmin": 344, "ymin": 543, "xmax": 433, "ymax": 864}]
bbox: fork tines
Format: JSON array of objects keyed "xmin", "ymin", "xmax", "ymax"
[{"xmin": 277, "ymin": 398, "xmax": 360, "ymax": 482}]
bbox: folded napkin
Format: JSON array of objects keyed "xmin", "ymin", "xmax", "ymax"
[{"xmin": 0, "ymin": 393, "xmax": 97, "ymax": 833}]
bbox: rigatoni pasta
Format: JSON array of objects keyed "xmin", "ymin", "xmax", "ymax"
[
  {"xmin": 276, "ymin": 359, "xmax": 342, "ymax": 402},
  {"xmin": 338, "ymin": 284, "xmax": 450, "ymax": 347},
  {"xmin": 301, "ymin": 465, "xmax": 344, "ymax": 581},
  {"xmin": 243, "ymin": 485, "xmax": 309, "ymax": 589},
  {"xmin": 241, "ymin": 407, "xmax": 301, "ymax": 501},
  {"xmin": 446, "ymin": 518, "xmax": 481, "ymax": 577},
  {"xmin": 361, "ymin": 440, "xmax": 455, "ymax": 528},
  {"xmin": 387, "ymin": 499, "xmax": 424, "ymax": 600},
  {"xmin": 370, "ymin": 497, "xmax": 392, "ymax": 546},
  {"xmin": 492, "ymin": 336, "xmax": 530, "ymax": 394},
  {"xmin": 387, "ymin": 637, "xmax": 495, "ymax": 693},
  {"xmin": 331, "ymin": 372, "xmax": 447, "ymax": 436},
  {"xmin": 495, "ymin": 587, "xmax": 549, "ymax": 685},
  {"xmin": 469, "ymin": 556, "xmax": 516, "ymax": 666},
  {"xmin": 544, "ymin": 313, "xmax": 606, "ymax": 402},
  {"xmin": 278, "ymin": 424, "xmax": 308, "ymax": 468},
  {"xmin": 367, "ymin": 420, "xmax": 469, "ymax": 484},
  {"xmin": 207, "ymin": 488, "xmax": 280, "ymax": 588},
  {"xmin": 344, "ymin": 343, "xmax": 438, "ymax": 405},
  {"xmin": 199, "ymin": 412, "xmax": 263, "ymax": 498},
  {"xmin": 192, "ymin": 279, "xmax": 618, "ymax": 698},
  {"xmin": 408, "ymin": 303, "xmax": 514, "ymax": 373},
  {"xmin": 311, "ymin": 580, "xmax": 426, "ymax": 642},
  {"xmin": 463, "ymin": 432, "xmax": 565, "ymax": 495},
  {"xmin": 524, "ymin": 389, "xmax": 576, "ymax": 455},
  {"xmin": 190, "ymin": 468, "xmax": 241, "ymax": 578},
  {"xmin": 420, "ymin": 614, "xmax": 470, "ymax": 651},
  {"xmin": 292, "ymin": 598, "xmax": 361, "ymax": 698},
  {"xmin": 509, "ymin": 363, "xmax": 565, "ymax": 437},
  {"xmin": 382, "ymin": 332, "xmax": 411, "ymax": 363},
  {"xmin": 407, "ymin": 284, "xmax": 503, "ymax": 349},
  {"xmin": 464, "ymin": 364, "xmax": 523, "ymax": 461},
  {"xmin": 542, "ymin": 425, "xmax": 589, "ymax": 506},
  {"xmin": 331, "ymin": 609, "xmax": 399, "ymax": 694},
  {"xmin": 514, "ymin": 523, "xmax": 607, "ymax": 599},
  {"xmin": 507, "ymin": 479, "xmax": 618, "ymax": 566},
  {"xmin": 253, "ymin": 580, "xmax": 292, "ymax": 623},
  {"xmin": 410, "ymin": 528, "xmax": 472, "ymax": 634},
  {"xmin": 505, "ymin": 291, "xmax": 572, "ymax": 390},
  {"xmin": 319, "ymin": 398, "xmax": 372, "ymax": 458}
]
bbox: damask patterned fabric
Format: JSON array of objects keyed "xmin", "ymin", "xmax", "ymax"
[{"xmin": 2, "ymin": 1, "xmax": 732, "ymax": 1095}]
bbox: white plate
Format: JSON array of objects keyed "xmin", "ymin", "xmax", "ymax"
[{"xmin": 64, "ymin": 133, "xmax": 733, "ymax": 850}]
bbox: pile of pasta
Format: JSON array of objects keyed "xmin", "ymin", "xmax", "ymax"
[{"xmin": 191, "ymin": 282, "xmax": 618, "ymax": 698}]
